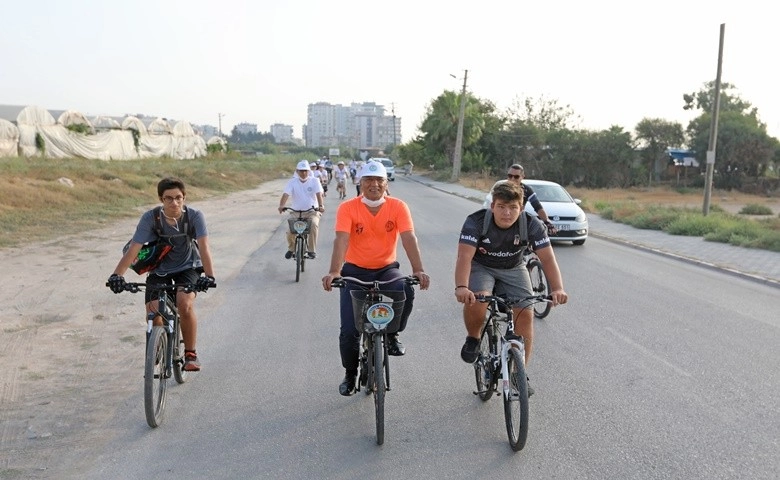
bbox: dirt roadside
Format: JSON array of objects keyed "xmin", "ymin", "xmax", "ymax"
[{"xmin": 0, "ymin": 179, "xmax": 287, "ymax": 479}]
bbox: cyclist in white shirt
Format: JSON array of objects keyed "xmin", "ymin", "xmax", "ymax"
[
  {"xmin": 333, "ymin": 161, "xmax": 351, "ymax": 199},
  {"xmin": 278, "ymin": 160, "xmax": 325, "ymax": 259}
]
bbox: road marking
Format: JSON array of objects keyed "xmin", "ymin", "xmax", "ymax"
[{"xmin": 604, "ymin": 327, "xmax": 692, "ymax": 378}]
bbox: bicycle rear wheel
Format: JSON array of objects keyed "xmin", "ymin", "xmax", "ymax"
[
  {"xmin": 527, "ymin": 258, "xmax": 551, "ymax": 319},
  {"xmin": 503, "ymin": 347, "xmax": 529, "ymax": 451},
  {"xmin": 294, "ymin": 236, "xmax": 303, "ymax": 282},
  {"xmin": 144, "ymin": 326, "xmax": 168, "ymax": 428},
  {"xmin": 373, "ymin": 334, "xmax": 386, "ymax": 445},
  {"xmin": 474, "ymin": 321, "xmax": 496, "ymax": 401},
  {"xmin": 172, "ymin": 318, "xmax": 187, "ymax": 384}
]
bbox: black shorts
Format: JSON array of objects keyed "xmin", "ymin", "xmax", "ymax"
[{"xmin": 145, "ymin": 268, "xmax": 200, "ymax": 303}]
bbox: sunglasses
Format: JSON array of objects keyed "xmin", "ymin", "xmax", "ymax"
[{"xmin": 507, "ymin": 174, "xmax": 521, "ymax": 180}]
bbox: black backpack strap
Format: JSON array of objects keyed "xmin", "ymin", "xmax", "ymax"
[
  {"xmin": 153, "ymin": 206, "xmax": 164, "ymax": 238},
  {"xmin": 481, "ymin": 209, "xmax": 492, "ymax": 237}
]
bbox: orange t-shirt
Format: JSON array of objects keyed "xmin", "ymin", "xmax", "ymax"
[{"xmin": 335, "ymin": 196, "xmax": 414, "ymax": 269}]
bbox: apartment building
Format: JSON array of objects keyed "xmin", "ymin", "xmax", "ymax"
[
  {"xmin": 270, "ymin": 123, "xmax": 294, "ymax": 143},
  {"xmin": 304, "ymin": 101, "xmax": 401, "ymax": 148}
]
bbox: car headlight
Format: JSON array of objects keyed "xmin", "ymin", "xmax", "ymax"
[{"xmin": 575, "ymin": 212, "xmax": 587, "ymax": 223}]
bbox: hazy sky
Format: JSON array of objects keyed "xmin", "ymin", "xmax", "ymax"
[{"xmin": 2, "ymin": 1, "xmax": 777, "ymax": 143}]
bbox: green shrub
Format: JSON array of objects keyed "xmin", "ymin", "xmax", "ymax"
[{"xmin": 739, "ymin": 203, "xmax": 773, "ymax": 215}]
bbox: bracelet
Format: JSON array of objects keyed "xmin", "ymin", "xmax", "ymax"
[{"xmin": 455, "ymin": 285, "xmax": 468, "ymax": 291}]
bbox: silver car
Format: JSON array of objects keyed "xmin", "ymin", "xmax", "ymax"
[
  {"xmin": 522, "ymin": 179, "xmax": 588, "ymax": 245},
  {"xmin": 483, "ymin": 179, "xmax": 588, "ymax": 245}
]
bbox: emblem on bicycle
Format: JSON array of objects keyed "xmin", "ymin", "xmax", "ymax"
[
  {"xmin": 292, "ymin": 220, "xmax": 308, "ymax": 234},
  {"xmin": 366, "ymin": 302, "xmax": 394, "ymax": 327}
]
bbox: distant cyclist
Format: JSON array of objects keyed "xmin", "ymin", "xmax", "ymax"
[
  {"xmin": 333, "ymin": 160, "xmax": 351, "ymax": 200},
  {"xmin": 278, "ymin": 160, "xmax": 325, "ymax": 259}
]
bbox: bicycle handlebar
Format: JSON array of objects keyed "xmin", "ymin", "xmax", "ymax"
[
  {"xmin": 104, "ymin": 282, "xmax": 216, "ymax": 294},
  {"xmin": 331, "ymin": 275, "xmax": 420, "ymax": 289},
  {"xmin": 475, "ymin": 293, "xmax": 551, "ymax": 309},
  {"xmin": 282, "ymin": 207, "xmax": 318, "ymax": 214}
]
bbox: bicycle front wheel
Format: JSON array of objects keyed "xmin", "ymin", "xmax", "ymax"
[
  {"xmin": 527, "ymin": 258, "xmax": 552, "ymax": 319},
  {"xmin": 474, "ymin": 322, "xmax": 496, "ymax": 401},
  {"xmin": 503, "ymin": 347, "xmax": 529, "ymax": 451},
  {"xmin": 172, "ymin": 319, "xmax": 187, "ymax": 384},
  {"xmin": 373, "ymin": 334, "xmax": 386, "ymax": 445},
  {"xmin": 294, "ymin": 236, "xmax": 303, "ymax": 282},
  {"xmin": 144, "ymin": 326, "xmax": 168, "ymax": 428}
]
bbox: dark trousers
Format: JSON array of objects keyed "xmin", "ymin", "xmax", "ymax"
[{"xmin": 338, "ymin": 261, "xmax": 415, "ymax": 372}]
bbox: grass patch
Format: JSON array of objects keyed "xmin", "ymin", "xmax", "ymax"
[
  {"xmin": 590, "ymin": 200, "xmax": 780, "ymax": 252},
  {"xmin": 0, "ymin": 153, "xmax": 306, "ymax": 247},
  {"xmin": 739, "ymin": 203, "xmax": 774, "ymax": 215}
]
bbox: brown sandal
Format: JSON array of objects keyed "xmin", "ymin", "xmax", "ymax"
[{"xmin": 183, "ymin": 351, "xmax": 201, "ymax": 372}]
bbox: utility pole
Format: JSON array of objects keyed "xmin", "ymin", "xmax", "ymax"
[
  {"xmin": 218, "ymin": 113, "xmax": 225, "ymax": 138},
  {"xmin": 703, "ymin": 24, "xmax": 725, "ymax": 216},
  {"xmin": 391, "ymin": 103, "xmax": 397, "ymax": 147},
  {"xmin": 451, "ymin": 69, "xmax": 468, "ymax": 182}
]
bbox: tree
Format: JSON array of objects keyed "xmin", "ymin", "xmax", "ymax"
[
  {"xmin": 684, "ymin": 82, "xmax": 774, "ymax": 183},
  {"xmin": 419, "ymin": 90, "xmax": 485, "ymax": 170},
  {"xmin": 634, "ymin": 118, "xmax": 685, "ymax": 183}
]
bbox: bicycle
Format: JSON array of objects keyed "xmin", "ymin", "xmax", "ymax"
[
  {"xmin": 283, "ymin": 207, "xmax": 317, "ymax": 282},
  {"xmin": 472, "ymin": 293, "xmax": 550, "ymax": 451},
  {"xmin": 332, "ymin": 275, "xmax": 420, "ymax": 445},
  {"xmin": 523, "ymin": 248, "xmax": 552, "ymax": 319},
  {"xmin": 106, "ymin": 281, "xmax": 215, "ymax": 427}
]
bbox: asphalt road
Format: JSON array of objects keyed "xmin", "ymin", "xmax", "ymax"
[{"xmin": 80, "ymin": 179, "xmax": 780, "ymax": 480}]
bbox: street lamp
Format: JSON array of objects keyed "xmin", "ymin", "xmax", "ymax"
[{"xmin": 451, "ymin": 69, "xmax": 468, "ymax": 182}]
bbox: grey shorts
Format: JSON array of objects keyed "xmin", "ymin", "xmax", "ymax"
[{"xmin": 468, "ymin": 261, "xmax": 534, "ymax": 309}]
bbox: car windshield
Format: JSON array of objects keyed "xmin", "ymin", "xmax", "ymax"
[
  {"xmin": 532, "ymin": 184, "xmax": 572, "ymax": 203},
  {"xmin": 381, "ymin": 160, "xmax": 393, "ymax": 167}
]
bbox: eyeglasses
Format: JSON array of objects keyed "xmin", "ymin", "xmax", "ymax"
[
  {"xmin": 162, "ymin": 195, "xmax": 184, "ymax": 203},
  {"xmin": 361, "ymin": 177, "xmax": 386, "ymax": 184},
  {"xmin": 507, "ymin": 174, "xmax": 522, "ymax": 180}
]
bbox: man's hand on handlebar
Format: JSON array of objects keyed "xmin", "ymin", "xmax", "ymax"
[
  {"xmin": 413, "ymin": 271, "xmax": 430, "ymax": 290},
  {"xmin": 321, "ymin": 272, "xmax": 339, "ymax": 292},
  {"xmin": 454, "ymin": 285, "xmax": 477, "ymax": 305},
  {"xmin": 107, "ymin": 274, "xmax": 126, "ymax": 294},
  {"xmin": 196, "ymin": 275, "xmax": 216, "ymax": 292}
]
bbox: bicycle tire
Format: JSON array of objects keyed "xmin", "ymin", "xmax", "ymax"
[
  {"xmin": 295, "ymin": 236, "xmax": 303, "ymax": 282},
  {"xmin": 300, "ymin": 234, "xmax": 307, "ymax": 273},
  {"xmin": 373, "ymin": 334, "xmax": 386, "ymax": 445},
  {"xmin": 172, "ymin": 318, "xmax": 187, "ymax": 384},
  {"xmin": 503, "ymin": 347, "xmax": 529, "ymax": 451},
  {"xmin": 474, "ymin": 321, "xmax": 496, "ymax": 401},
  {"xmin": 527, "ymin": 258, "xmax": 552, "ymax": 319},
  {"xmin": 144, "ymin": 326, "xmax": 168, "ymax": 428}
]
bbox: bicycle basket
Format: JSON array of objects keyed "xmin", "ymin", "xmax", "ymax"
[
  {"xmin": 287, "ymin": 217, "xmax": 312, "ymax": 235},
  {"xmin": 350, "ymin": 290, "xmax": 406, "ymax": 333}
]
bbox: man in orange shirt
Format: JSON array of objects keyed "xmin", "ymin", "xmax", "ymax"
[{"xmin": 322, "ymin": 161, "xmax": 431, "ymax": 396}]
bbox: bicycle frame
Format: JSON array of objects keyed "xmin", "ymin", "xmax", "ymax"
[
  {"xmin": 146, "ymin": 285, "xmax": 182, "ymax": 379},
  {"xmin": 332, "ymin": 274, "xmax": 419, "ymax": 445},
  {"xmin": 284, "ymin": 207, "xmax": 316, "ymax": 282},
  {"xmin": 474, "ymin": 293, "xmax": 549, "ymax": 451}
]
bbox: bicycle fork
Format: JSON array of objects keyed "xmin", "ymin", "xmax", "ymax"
[{"xmin": 500, "ymin": 338, "xmax": 526, "ymax": 400}]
